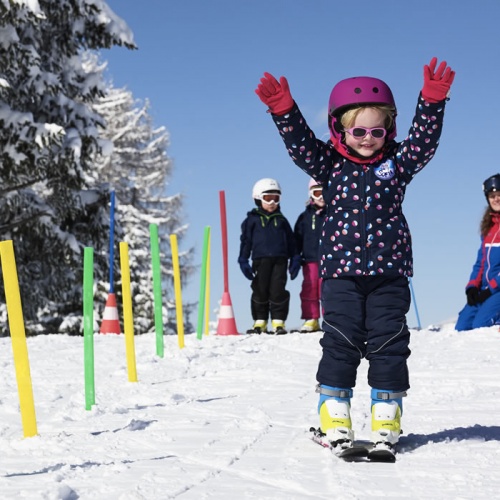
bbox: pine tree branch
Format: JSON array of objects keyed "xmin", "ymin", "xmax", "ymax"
[
  {"xmin": 0, "ymin": 177, "xmax": 45, "ymax": 196},
  {"xmin": 0, "ymin": 211, "xmax": 51, "ymax": 232}
]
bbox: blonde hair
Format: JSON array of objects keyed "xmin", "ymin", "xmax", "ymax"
[{"xmin": 340, "ymin": 105, "xmax": 396, "ymax": 131}]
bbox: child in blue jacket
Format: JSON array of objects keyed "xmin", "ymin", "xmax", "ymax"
[
  {"xmin": 294, "ymin": 179, "xmax": 326, "ymax": 333},
  {"xmin": 456, "ymin": 174, "xmax": 500, "ymax": 331},
  {"xmin": 255, "ymin": 58, "xmax": 454, "ymax": 456},
  {"xmin": 238, "ymin": 178, "xmax": 301, "ymax": 335}
]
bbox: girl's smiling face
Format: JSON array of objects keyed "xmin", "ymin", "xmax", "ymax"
[
  {"xmin": 344, "ymin": 107, "xmax": 387, "ymax": 158},
  {"xmin": 488, "ymin": 191, "xmax": 500, "ymax": 212}
]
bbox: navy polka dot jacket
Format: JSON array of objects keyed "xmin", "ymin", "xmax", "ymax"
[{"xmin": 271, "ymin": 96, "xmax": 447, "ymax": 279}]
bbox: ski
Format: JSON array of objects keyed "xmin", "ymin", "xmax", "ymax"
[
  {"xmin": 336, "ymin": 445, "xmax": 370, "ymax": 461},
  {"xmin": 310, "ymin": 427, "xmax": 397, "ymax": 462},
  {"xmin": 309, "ymin": 427, "xmax": 368, "ymax": 461},
  {"xmin": 289, "ymin": 329, "xmax": 323, "ymax": 334},
  {"xmin": 368, "ymin": 444, "xmax": 397, "ymax": 463},
  {"xmin": 266, "ymin": 329, "xmax": 288, "ymax": 335}
]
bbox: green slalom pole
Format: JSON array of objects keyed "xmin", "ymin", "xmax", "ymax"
[
  {"xmin": 150, "ymin": 224, "xmax": 164, "ymax": 357},
  {"xmin": 196, "ymin": 226, "xmax": 211, "ymax": 340},
  {"xmin": 83, "ymin": 247, "xmax": 95, "ymax": 410}
]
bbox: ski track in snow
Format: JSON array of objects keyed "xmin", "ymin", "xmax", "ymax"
[{"xmin": 1, "ymin": 325, "xmax": 500, "ymax": 499}]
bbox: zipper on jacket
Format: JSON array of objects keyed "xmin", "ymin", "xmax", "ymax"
[
  {"xmin": 259, "ymin": 212, "xmax": 281, "ymax": 227},
  {"xmin": 485, "ymin": 223, "xmax": 500, "ymax": 286},
  {"xmin": 360, "ymin": 166, "xmax": 369, "ymax": 273}
]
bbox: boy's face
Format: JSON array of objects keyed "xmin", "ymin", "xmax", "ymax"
[
  {"xmin": 260, "ymin": 192, "xmax": 280, "ymax": 213},
  {"xmin": 261, "ymin": 200, "xmax": 279, "ymax": 213},
  {"xmin": 344, "ymin": 107, "xmax": 386, "ymax": 158}
]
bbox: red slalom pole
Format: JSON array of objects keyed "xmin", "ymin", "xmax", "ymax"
[
  {"xmin": 216, "ymin": 190, "xmax": 239, "ymax": 335},
  {"xmin": 220, "ymin": 191, "xmax": 229, "ymax": 293}
]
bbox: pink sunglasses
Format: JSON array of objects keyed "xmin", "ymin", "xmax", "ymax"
[{"xmin": 344, "ymin": 126, "xmax": 387, "ymax": 139}]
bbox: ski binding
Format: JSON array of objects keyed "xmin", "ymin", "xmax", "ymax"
[{"xmin": 310, "ymin": 427, "xmax": 397, "ymax": 462}]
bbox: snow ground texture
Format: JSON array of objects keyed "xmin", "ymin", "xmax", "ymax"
[{"xmin": 1, "ymin": 323, "xmax": 499, "ymax": 499}]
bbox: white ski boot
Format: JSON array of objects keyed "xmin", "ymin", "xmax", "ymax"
[
  {"xmin": 370, "ymin": 389, "xmax": 406, "ymax": 447},
  {"xmin": 371, "ymin": 401, "xmax": 401, "ymax": 446},
  {"xmin": 317, "ymin": 386, "xmax": 354, "ymax": 451},
  {"xmin": 320, "ymin": 399, "xmax": 354, "ymax": 449}
]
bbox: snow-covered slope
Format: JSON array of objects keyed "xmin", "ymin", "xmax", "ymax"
[{"xmin": 1, "ymin": 323, "xmax": 499, "ymax": 499}]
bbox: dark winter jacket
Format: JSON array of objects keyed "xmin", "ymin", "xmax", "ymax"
[
  {"xmin": 294, "ymin": 203, "xmax": 325, "ymax": 263},
  {"xmin": 271, "ymin": 96, "xmax": 447, "ymax": 279},
  {"xmin": 239, "ymin": 208, "xmax": 297, "ymax": 261},
  {"xmin": 466, "ymin": 212, "xmax": 500, "ymax": 294}
]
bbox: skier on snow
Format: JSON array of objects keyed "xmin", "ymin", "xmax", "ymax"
[
  {"xmin": 294, "ymin": 179, "xmax": 326, "ymax": 333},
  {"xmin": 456, "ymin": 174, "xmax": 500, "ymax": 331},
  {"xmin": 238, "ymin": 178, "xmax": 301, "ymax": 335},
  {"xmin": 255, "ymin": 57, "xmax": 455, "ymax": 457}
]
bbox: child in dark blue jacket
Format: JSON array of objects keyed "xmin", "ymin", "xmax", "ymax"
[
  {"xmin": 238, "ymin": 178, "xmax": 301, "ymax": 335},
  {"xmin": 294, "ymin": 179, "xmax": 326, "ymax": 333},
  {"xmin": 256, "ymin": 58, "xmax": 455, "ymax": 457}
]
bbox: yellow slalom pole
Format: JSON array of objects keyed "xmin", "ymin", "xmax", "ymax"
[
  {"xmin": 119, "ymin": 242, "xmax": 137, "ymax": 382},
  {"xmin": 169, "ymin": 234, "xmax": 185, "ymax": 348},
  {"xmin": 0, "ymin": 240, "xmax": 38, "ymax": 437},
  {"xmin": 204, "ymin": 233, "xmax": 211, "ymax": 335}
]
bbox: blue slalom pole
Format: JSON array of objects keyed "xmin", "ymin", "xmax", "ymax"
[
  {"xmin": 409, "ymin": 278, "xmax": 422, "ymax": 330},
  {"xmin": 109, "ymin": 191, "xmax": 116, "ymax": 293}
]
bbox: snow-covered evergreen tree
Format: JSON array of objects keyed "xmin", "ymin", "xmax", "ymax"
[
  {"xmin": 0, "ymin": 1, "xmax": 135, "ymax": 334},
  {"xmin": 91, "ymin": 81, "xmax": 196, "ymax": 334}
]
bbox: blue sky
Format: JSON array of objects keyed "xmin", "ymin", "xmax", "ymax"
[{"xmin": 103, "ymin": 0, "xmax": 500, "ymax": 331}]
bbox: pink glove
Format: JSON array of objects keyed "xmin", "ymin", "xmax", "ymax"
[
  {"xmin": 255, "ymin": 72, "xmax": 294, "ymax": 115},
  {"xmin": 421, "ymin": 57, "xmax": 456, "ymax": 103}
]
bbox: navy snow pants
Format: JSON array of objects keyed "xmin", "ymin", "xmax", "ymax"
[
  {"xmin": 250, "ymin": 257, "xmax": 290, "ymax": 321},
  {"xmin": 317, "ymin": 276, "xmax": 411, "ymax": 391}
]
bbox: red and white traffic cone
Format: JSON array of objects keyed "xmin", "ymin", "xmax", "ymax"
[
  {"xmin": 216, "ymin": 291, "xmax": 239, "ymax": 336},
  {"xmin": 100, "ymin": 292, "xmax": 121, "ymax": 335}
]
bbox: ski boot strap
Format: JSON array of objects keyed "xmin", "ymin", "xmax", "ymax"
[
  {"xmin": 373, "ymin": 390, "xmax": 407, "ymax": 400},
  {"xmin": 316, "ymin": 385, "xmax": 353, "ymax": 399}
]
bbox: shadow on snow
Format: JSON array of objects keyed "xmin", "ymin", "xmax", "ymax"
[{"xmin": 399, "ymin": 424, "xmax": 500, "ymax": 452}]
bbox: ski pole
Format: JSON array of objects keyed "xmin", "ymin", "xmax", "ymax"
[{"xmin": 409, "ymin": 278, "xmax": 422, "ymax": 330}]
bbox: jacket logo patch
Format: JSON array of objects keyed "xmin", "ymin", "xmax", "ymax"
[{"xmin": 374, "ymin": 160, "xmax": 395, "ymax": 180}]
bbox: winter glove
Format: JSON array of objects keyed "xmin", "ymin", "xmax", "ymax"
[
  {"xmin": 477, "ymin": 288, "xmax": 492, "ymax": 304},
  {"xmin": 466, "ymin": 287, "xmax": 479, "ymax": 306},
  {"xmin": 288, "ymin": 255, "xmax": 302, "ymax": 281},
  {"xmin": 238, "ymin": 257, "xmax": 254, "ymax": 281},
  {"xmin": 255, "ymin": 72, "xmax": 294, "ymax": 115},
  {"xmin": 421, "ymin": 57, "xmax": 455, "ymax": 103}
]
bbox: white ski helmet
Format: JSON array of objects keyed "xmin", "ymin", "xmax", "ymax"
[{"xmin": 252, "ymin": 178, "xmax": 282, "ymax": 200}]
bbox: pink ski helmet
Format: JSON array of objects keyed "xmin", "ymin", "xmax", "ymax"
[
  {"xmin": 328, "ymin": 76, "xmax": 397, "ymax": 143},
  {"xmin": 308, "ymin": 178, "xmax": 323, "ymax": 201},
  {"xmin": 308, "ymin": 178, "xmax": 321, "ymax": 190}
]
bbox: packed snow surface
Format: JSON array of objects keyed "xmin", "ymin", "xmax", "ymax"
[{"xmin": 1, "ymin": 323, "xmax": 499, "ymax": 499}]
